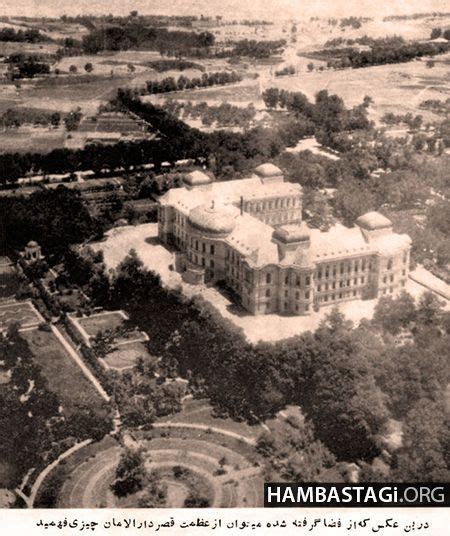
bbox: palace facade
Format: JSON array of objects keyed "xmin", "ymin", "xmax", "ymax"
[{"xmin": 157, "ymin": 164, "xmax": 411, "ymax": 315}]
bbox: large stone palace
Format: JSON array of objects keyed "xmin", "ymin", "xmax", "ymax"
[{"xmin": 157, "ymin": 164, "xmax": 412, "ymax": 315}]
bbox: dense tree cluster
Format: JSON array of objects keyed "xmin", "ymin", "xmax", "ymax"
[
  {"xmin": 5, "ymin": 53, "xmax": 51, "ymax": 79},
  {"xmin": 0, "ymin": 107, "xmax": 62, "ymax": 128},
  {"xmin": 163, "ymin": 100, "xmax": 256, "ymax": 128},
  {"xmin": 144, "ymin": 71, "xmax": 241, "ymax": 95},
  {"xmin": 262, "ymin": 88, "xmax": 371, "ymax": 142},
  {"xmin": 0, "ymin": 187, "xmax": 103, "ymax": 259},
  {"xmin": 82, "ymin": 25, "xmax": 215, "ymax": 56},
  {"xmin": 147, "ymin": 59, "xmax": 204, "ymax": 72},
  {"xmin": 0, "ymin": 27, "xmax": 49, "ymax": 43},
  {"xmin": 326, "ymin": 41, "xmax": 450, "ymax": 69},
  {"xmin": 224, "ymin": 39, "xmax": 286, "ymax": 59}
]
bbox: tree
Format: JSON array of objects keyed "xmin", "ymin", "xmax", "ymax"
[
  {"xmin": 69, "ymin": 64, "xmax": 77, "ymax": 74},
  {"xmin": 443, "ymin": 29, "xmax": 450, "ymax": 41},
  {"xmin": 307, "ymin": 62, "xmax": 314, "ymax": 72},
  {"xmin": 392, "ymin": 399, "xmax": 449, "ymax": 482},
  {"xmin": 373, "ymin": 291, "xmax": 416, "ymax": 335},
  {"xmin": 257, "ymin": 417, "xmax": 337, "ymax": 481},
  {"xmin": 84, "ymin": 62, "xmax": 93, "ymax": 73},
  {"xmin": 137, "ymin": 472, "xmax": 167, "ymax": 507},
  {"xmin": 303, "ymin": 309, "xmax": 390, "ymax": 461},
  {"xmin": 50, "ymin": 112, "xmax": 61, "ymax": 127},
  {"xmin": 111, "ymin": 448, "xmax": 146, "ymax": 497},
  {"xmin": 262, "ymin": 88, "xmax": 280, "ymax": 109},
  {"xmin": 430, "ymin": 28, "xmax": 442, "ymax": 40}
]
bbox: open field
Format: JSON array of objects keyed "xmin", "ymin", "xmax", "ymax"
[
  {"xmin": 151, "ymin": 52, "xmax": 450, "ymax": 125},
  {"xmin": 21, "ymin": 328, "xmax": 106, "ymax": 415},
  {"xmin": 0, "ymin": 300, "xmax": 43, "ymax": 331}
]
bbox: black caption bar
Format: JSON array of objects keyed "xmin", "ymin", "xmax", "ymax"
[{"xmin": 264, "ymin": 483, "xmax": 449, "ymax": 507}]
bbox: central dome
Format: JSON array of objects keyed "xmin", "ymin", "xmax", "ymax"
[{"xmin": 188, "ymin": 203, "xmax": 236, "ymax": 236}]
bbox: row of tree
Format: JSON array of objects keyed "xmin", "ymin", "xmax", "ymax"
[
  {"xmin": 327, "ymin": 41, "xmax": 450, "ymax": 69},
  {"xmin": 144, "ymin": 71, "xmax": 241, "ymax": 95}
]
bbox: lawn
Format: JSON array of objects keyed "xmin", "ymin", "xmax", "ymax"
[
  {"xmin": 21, "ymin": 328, "xmax": 105, "ymax": 415},
  {"xmin": 0, "ymin": 301, "xmax": 42, "ymax": 331},
  {"xmin": 77, "ymin": 311, "xmax": 127, "ymax": 338},
  {"xmin": 102, "ymin": 341, "xmax": 150, "ymax": 371}
]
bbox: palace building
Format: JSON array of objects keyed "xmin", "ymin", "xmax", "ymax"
[{"xmin": 157, "ymin": 164, "xmax": 412, "ymax": 315}]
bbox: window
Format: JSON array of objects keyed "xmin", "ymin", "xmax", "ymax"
[
  {"xmin": 266, "ymin": 273, "xmax": 271, "ymax": 284},
  {"xmin": 305, "ymin": 276, "xmax": 310, "ymax": 286},
  {"xmin": 210, "ymin": 244, "xmax": 215, "ymax": 255},
  {"xmin": 387, "ymin": 258, "xmax": 393, "ymax": 270},
  {"xmin": 210, "ymin": 260, "xmax": 214, "ymax": 269},
  {"xmin": 305, "ymin": 304, "xmax": 309, "ymax": 312},
  {"xmin": 201, "ymin": 258, "xmax": 205, "ymax": 267},
  {"xmin": 353, "ymin": 290, "xmax": 357, "ymax": 297},
  {"xmin": 295, "ymin": 305, "xmax": 299, "ymax": 311},
  {"xmin": 284, "ymin": 302, "xmax": 288, "ymax": 309},
  {"xmin": 202, "ymin": 243, "xmax": 205, "ymax": 253},
  {"xmin": 318, "ymin": 284, "xmax": 321, "ymax": 292},
  {"xmin": 340, "ymin": 264, "xmax": 344, "ymax": 274},
  {"xmin": 295, "ymin": 291, "xmax": 299, "ymax": 299},
  {"xmin": 383, "ymin": 276, "xmax": 387, "ymax": 284},
  {"xmin": 347, "ymin": 279, "xmax": 350, "ymax": 286},
  {"xmin": 332, "ymin": 267, "xmax": 336, "ymax": 276},
  {"xmin": 318, "ymin": 270, "xmax": 322, "ymax": 279},
  {"xmin": 390, "ymin": 275, "xmax": 394, "ymax": 282},
  {"xmin": 354, "ymin": 278, "xmax": 357, "ymax": 285},
  {"xmin": 325, "ymin": 269, "xmax": 329, "ymax": 278},
  {"xmin": 285, "ymin": 275, "xmax": 289, "ymax": 285},
  {"xmin": 331, "ymin": 294, "xmax": 335, "ymax": 301},
  {"xmin": 332, "ymin": 282, "xmax": 336, "ymax": 290},
  {"xmin": 305, "ymin": 291, "xmax": 310, "ymax": 299},
  {"xmin": 362, "ymin": 261, "xmax": 366, "ymax": 270},
  {"xmin": 361, "ymin": 277, "xmax": 365, "ymax": 284},
  {"xmin": 401, "ymin": 280, "xmax": 406, "ymax": 287},
  {"xmin": 285, "ymin": 290, "xmax": 288, "ymax": 297},
  {"xmin": 338, "ymin": 292, "xmax": 342, "ymax": 299},
  {"xmin": 403, "ymin": 252, "xmax": 407, "ymax": 264},
  {"xmin": 265, "ymin": 289, "xmax": 271, "ymax": 298},
  {"xmin": 325, "ymin": 283, "xmax": 329, "ymax": 291},
  {"xmin": 340, "ymin": 281, "xmax": 344, "ymax": 288},
  {"xmin": 195, "ymin": 240, "xmax": 199, "ymax": 251},
  {"xmin": 324, "ymin": 295, "xmax": 328, "ymax": 302}
]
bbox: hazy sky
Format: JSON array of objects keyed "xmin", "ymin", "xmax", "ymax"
[{"xmin": 1, "ymin": 0, "xmax": 449, "ymax": 20}]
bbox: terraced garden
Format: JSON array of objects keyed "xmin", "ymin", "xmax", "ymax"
[{"xmin": 55, "ymin": 401, "xmax": 264, "ymax": 508}]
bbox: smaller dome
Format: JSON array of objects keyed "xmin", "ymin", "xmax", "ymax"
[
  {"xmin": 356, "ymin": 212, "xmax": 392, "ymax": 231},
  {"xmin": 183, "ymin": 170, "xmax": 212, "ymax": 187},
  {"xmin": 273, "ymin": 223, "xmax": 310, "ymax": 244},
  {"xmin": 188, "ymin": 203, "xmax": 235, "ymax": 236},
  {"xmin": 27, "ymin": 240, "xmax": 39, "ymax": 247},
  {"xmin": 254, "ymin": 163, "xmax": 283, "ymax": 178}
]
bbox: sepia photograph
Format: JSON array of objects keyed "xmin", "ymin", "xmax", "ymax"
[{"xmin": 0, "ymin": 0, "xmax": 448, "ymax": 526}]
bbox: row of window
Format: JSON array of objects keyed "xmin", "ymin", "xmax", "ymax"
[
  {"xmin": 317, "ymin": 277, "xmax": 366, "ymax": 292},
  {"xmin": 317, "ymin": 258, "xmax": 371, "ymax": 279},
  {"xmin": 246, "ymin": 196, "xmax": 299, "ymax": 213}
]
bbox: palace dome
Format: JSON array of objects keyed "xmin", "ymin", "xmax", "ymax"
[
  {"xmin": 254, "ymin": 163, "xmax": 283, "ymax": 178},
  {"xmin": 356, "ymin": 211, "xmax": 392, "ymax": 231},
  {"xmin": 188, "ymin": 203, "xmax": 235, "ymax": 236}
]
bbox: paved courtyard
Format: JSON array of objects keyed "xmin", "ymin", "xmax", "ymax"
[{"xmin": 92, "ymin": 223, "xmax": 449, "ymax": 344}]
